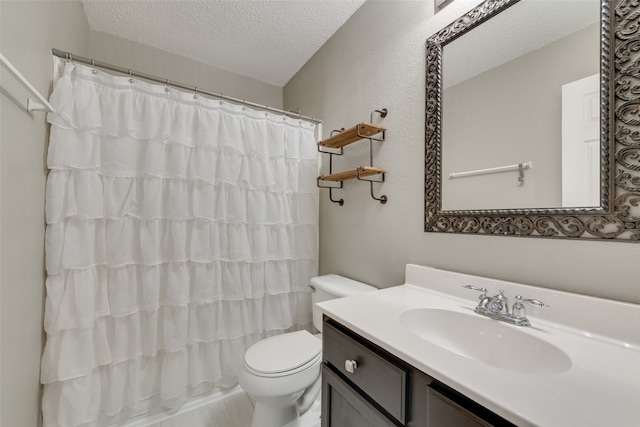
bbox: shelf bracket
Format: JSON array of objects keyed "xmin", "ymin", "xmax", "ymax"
[
  {"xmin": 317, "ymin": 128, "xmax": 345, "ymax": 155},
  {"xmin": 356, "ymin": 169, "xmax": 387, "ymax": 204},
  {"xmin": 317, "ymin": 127, "xmax": 347, "ymax": 205},
  {"xmin": 362, "ymin": 108, "xmax": 388, "ymax": 204},
  {"xmin": 329, "ymin": 188, "xmax": 345, "ymax": 206},
  {"xmin": 364, "ymin": 108, "xmax": 387, "ymax": 143},
  {"xmin": 317, "ymin": 177, "xmax": 344, "ymax": 206}
]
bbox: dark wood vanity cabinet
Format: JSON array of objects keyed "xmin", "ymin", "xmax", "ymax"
[
  {"xmin": 322, "ymin": 366, "xmax": 397, "ymax": 427},
  {"xmin": 321, "ymin": 317, "xmax": 516, "ymax": 427}
]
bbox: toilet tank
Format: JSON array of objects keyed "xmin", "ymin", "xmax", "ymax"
[{"xmin": 310, "ymin": 274, "xmax": 377, "ymax": 332}]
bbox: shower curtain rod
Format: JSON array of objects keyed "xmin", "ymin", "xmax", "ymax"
[{"xmin": 51, "ymin": 48, "xmax": 322, "ymax": 124}]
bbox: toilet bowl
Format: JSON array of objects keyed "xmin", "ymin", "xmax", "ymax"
[
  {"xmin": 239, "ymin": 274, "xmax": 376, "ymax": 427},
  {"xmin": 239, "ymin": 331, "xmax": 322, "ymax": 427}
]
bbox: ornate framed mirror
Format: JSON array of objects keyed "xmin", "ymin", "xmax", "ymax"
[{"xmin": 425, "ymin": 0, "xmax": 640, "ymax": 240}]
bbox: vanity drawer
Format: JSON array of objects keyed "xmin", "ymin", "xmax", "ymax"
[{"xmin": 323, "ymin": 319, "xmax": 409, "ymax": 425}]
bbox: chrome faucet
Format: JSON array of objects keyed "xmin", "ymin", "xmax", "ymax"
[
  {"xmin": 486, "ymin": 289, "xmax": 509, "ymax": 314},
  {"xmin": 462, "ymin": 285, "xmax": 549, "ymax": 327}
]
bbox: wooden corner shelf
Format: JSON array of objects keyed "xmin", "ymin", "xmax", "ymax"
[
  {"xmin": 319, "ymin": 166, "xmax": 387, "ymax": 182},
  {"xmin": 318, "ymin": 123, "xmax": 387, "ymax": 149}
]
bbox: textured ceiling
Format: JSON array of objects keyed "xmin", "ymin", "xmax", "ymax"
[{"xmin": 81, "ymin": 0, "xmax": 366, "ymax": 87}]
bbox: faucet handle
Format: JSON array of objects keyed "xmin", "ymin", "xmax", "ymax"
[
  {"xmin": 513, "ymin": 296, "xmax": 549, "ymax": 320},
  {"xmin": 462, "ymin": 284, "xmax": 487, "ymax": 297},
  {"xmin": 462, "ymin": 285, "xmax": 490, "ymax": 308},
  {"xmin": 514, "ymin": 295, "xmax": 549, "ymax": 308}
]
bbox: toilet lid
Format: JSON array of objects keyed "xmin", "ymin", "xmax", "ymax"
[{"xmin": 244, "ymin": 330, "xmax": 322, "ymax": 375}]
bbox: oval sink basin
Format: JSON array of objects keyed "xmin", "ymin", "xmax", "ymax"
[{"xmin": 400, "ymin": 308, "xmax": 571, "ymax": 375}]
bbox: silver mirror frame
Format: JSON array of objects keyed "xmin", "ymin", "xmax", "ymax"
[{"xmin": 425, "ymin": 0, "xmax": 640, "ymax": 240}]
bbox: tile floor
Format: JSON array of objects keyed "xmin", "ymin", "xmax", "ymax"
[
  {"xmin": 153, "ymin": 391, "xmax": 254, "ymax": 427},
  {"xmin": 130, "ymin": 389, "xmax": 321, "ymax": 427}
]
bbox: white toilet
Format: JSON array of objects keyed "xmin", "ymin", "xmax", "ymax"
[{"xmin": 239, "ymin": 274, "xmax": 377, "ymax": 427}]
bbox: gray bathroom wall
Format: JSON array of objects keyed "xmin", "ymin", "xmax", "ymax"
[
  {"xmin": 1, "ymin": 3, "xmax": 90, "ymax": 426},
  {"xmin": 284, "ymin": 0, "xmax": 640, "ymax": 304},
  {"xmin": 88, "ymin": 31, "xmax": 283, "ymax": 109}
]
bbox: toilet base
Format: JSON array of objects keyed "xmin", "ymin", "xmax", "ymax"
[{"xmin": 251, "ymin": 401, "xmax": 297, "ymax": 427}]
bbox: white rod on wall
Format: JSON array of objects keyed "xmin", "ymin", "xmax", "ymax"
[
  {"xmin": 449, "ymin": 161, "xmax": 533, "ymax": 179},
  {"xmin": 0, "ymin": 52, "xmax": 54, "ymax": 113}
]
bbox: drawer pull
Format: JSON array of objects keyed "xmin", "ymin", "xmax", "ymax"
[{"xmin": 345, "ymin": 359, "xmax": 358, "ymax": 373}]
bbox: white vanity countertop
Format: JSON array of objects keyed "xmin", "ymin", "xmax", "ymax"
[{"xmin": 317, "ymin": 265, "xmax": 640, "ymax": 427}]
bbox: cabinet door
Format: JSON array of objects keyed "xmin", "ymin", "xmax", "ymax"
[
  {"xmin": 322, "ymin": 365, "xmax": 396, "ymax": 427},
  {"xmin": 426, "ymin": 387, "xmax": 494, "ymax": 427},
  {"xmin": 323, "ymin": 320, "xmax": 408, "ymax": 424}
]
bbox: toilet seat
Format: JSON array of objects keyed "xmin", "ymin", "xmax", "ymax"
[{"xmin": 244, "ymin": 330, "xmax": 322, "ymax": 378}]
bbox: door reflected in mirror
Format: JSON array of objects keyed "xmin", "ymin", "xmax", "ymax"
[{"xmin": 440, "ymin": 0, "xmax": 600, "ymax": 211}]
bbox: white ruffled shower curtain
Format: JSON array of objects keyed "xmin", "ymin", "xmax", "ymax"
[{"xmin": 41, "ymin": 58, "xmax": 318, "ymax": 427}]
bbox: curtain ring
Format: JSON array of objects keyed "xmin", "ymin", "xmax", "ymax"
[
  {"xmin": 193, "ymin": 87, "xmax": 199, "ymax": 99},
  {"xmin": 242, "ymin": 99, "xmax": 246, "ymax": 110},
  {"xmin": 219, "ymin": 93, "xmax": 224, "ymax": 105},
  {"xmin": 91, "ymin": 59, "xmax": 97, "ymax": 74},
  {"xmin": 128, "ymin": 69, "xmax": 134, "ymax": 84},
  {"xmin": 165, "ymin": 79, "xmax": 170, "ymax": 92}
]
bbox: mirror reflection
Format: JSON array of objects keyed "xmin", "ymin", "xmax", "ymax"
[{"xmin": 440, "ymin": 0, "xmax": 600, "ymax": 211}]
